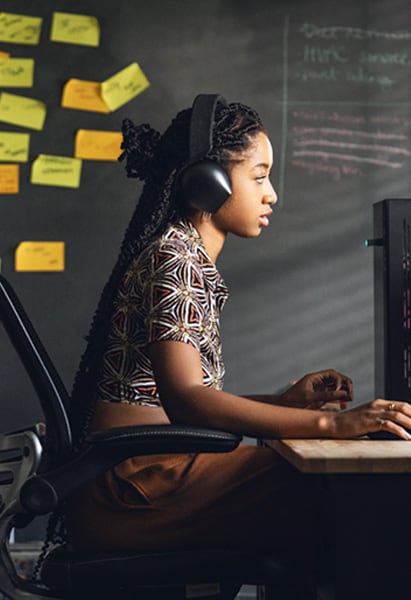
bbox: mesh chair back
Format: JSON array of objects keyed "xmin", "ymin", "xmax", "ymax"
[{"xmin": 0, "ymin": 275, "xmax": 72, "ymax": 465}]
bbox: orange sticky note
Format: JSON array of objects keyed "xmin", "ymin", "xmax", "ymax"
[
  {"xmin": 15, "ymin": 241, "xmax": 65, "ymax": 272},
  {"xmin": 75, "ymin": 129, "xmax": 122, "ymax": 161},
  {"xmin": 61, "ymin": 79, "xmax": 109, "ymax": 113},
  {"xmin": 0, "ymin": 51, "xmax": 10, "ymax": 59},
  {"xmin": 0, "ymin": 163, "xmax": 19, "ymax": 193}
]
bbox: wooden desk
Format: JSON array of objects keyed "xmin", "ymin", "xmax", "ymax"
[
  {"xmin": 265, "ymin": 437, "xmax": 411, "ymax": 473},
  {"xmin": 264, "ymin": 438, "xmax": 411, "ymax": 600}
]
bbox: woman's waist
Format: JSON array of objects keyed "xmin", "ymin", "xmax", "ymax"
[{"xmin": 90, "ymin": 399, "xmax": 170, "ymax": 431}]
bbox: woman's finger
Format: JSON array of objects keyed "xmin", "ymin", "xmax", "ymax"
[
  {"xmin": 373, "ymin": 416, "xmax": 411, "ymax": 440},
  {"xmin": 370, "ymin": 400, "xmax": 411, "ymax": 439}
]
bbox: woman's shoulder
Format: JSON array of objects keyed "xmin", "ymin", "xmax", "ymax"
[
  {"xmin": 146, "ymin": 220, "xmax": 202, "ymax": 264},
  {"xmin": 123, "ymin": 221, "xmax": 206, "ymax": 292}
]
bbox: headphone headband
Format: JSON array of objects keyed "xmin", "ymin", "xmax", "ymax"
[
  {"xmin": 179, "ymin": 93, "xmax": 231, "ymax": 213},
  {"xmin": 189, "ymin": 94, "xmax": 226, "ymax": 161}
]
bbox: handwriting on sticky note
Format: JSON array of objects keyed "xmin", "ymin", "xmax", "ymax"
[
  {"xmin": 51, "ymin": 12, "xmax": 100, "ymax": 47},
  {"xmin": 0, "ymin": 132, "xmax": 30, "ymax": 162},
  {"xmin": 61, "ymin": 79, "xmax": 110, "ymax": 113},
  {"xmin": 101, "ymin": 63, "xmax": 150, "ymax": 112},
  {"xmin": 0, "ymin": 13, "xmax": 42, "ymax": 45},
  {"xmin": 31, "ymin": 154, "xmax": 82, "ymax": 188},
  {"xmin": 0, "ymin": 164, "xmax": 19, "ymax": 193},
  {"xmin": 0, "ymin": 58, "xmax": 34, "ymax": 87},
  {"xmin": 15, "ymin": 242, "xmax": 65, "ymax": 272},
  {"xmin": 0, "ymin": 92, "xmax": 46, "ymax": 130},
  {"xmin": 75, "ymin": 129, "xmax": 122, "ymax": 161}
]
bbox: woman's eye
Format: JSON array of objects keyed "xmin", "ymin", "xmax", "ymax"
[{"xmin": 255, "ymin": 176, "xmax": 265, "ymax": 183}]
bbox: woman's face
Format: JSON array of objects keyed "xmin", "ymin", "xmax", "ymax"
[{"xmin": 212, "ymin": 132, "xmax": 277, "ymax": 238}]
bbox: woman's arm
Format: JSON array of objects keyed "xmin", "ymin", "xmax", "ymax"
[{"xmin": 148, "ymin": 340, "xmax": 411, "ymax": 440}]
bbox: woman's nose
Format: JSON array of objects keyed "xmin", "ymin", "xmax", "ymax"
[{"xmin": 264, "ymin": 184, "xmax": 278, "ymax": 205}]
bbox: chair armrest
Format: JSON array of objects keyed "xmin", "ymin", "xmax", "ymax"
[
  {"xmin": 88, "ymin": 423, "xmax": 241, "ymax": 452},
  {"xmin": 20, "ymin": 425, "xmax": 242, "ymax": 515}
]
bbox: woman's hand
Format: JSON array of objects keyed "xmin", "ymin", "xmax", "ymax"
[
  {"xmin": 330, "ymin": 399, "xmax": 411, "ymax": 440},
  {"xmin": 278, "ymin": 368, "xmax": 353, "ymax": 410}
]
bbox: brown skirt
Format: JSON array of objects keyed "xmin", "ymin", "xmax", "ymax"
[{"xmin": 65, "ymin": 444, "xmax": 325, "ymax": 555}]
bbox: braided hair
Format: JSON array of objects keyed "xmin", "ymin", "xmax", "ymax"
[{"xmin": 69, "ymin": 99, "xmax": 265, "ymax": 447}]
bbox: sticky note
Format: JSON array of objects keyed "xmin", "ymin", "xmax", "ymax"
[
  {"xmin": 0, "ymin": 132, "xmax": 30, "ymax": 162},
  {"xmin": 61, "ymin": 79, "xmax": 110, "ymax": 113},
  {"xmin": 15, "ymin": 242, "xmax": 65, "ymax": 272},
  {"xmin": 101, "ymin": 62, "xmax": 150, "ymax": 112},
  {"xmin": 31, "ymin": 154, "xmax": 82, "ymax": 188},
  {"xmin": 74, "ymin": 129, "xmax": 122, "ymax": 161},
  {"xmin": 0, "ymin": 51, "xmax": 10, "ymax": 59},
  {"xmin": 50, "ymin": 12, "xmax": 100, "ymax": 47},
  {"xmin": 0, "ymin": 58, "xmax": 34, "ymax": 87},
  {"xmin": 0, "ymin": 13, "xmax": 42, "ymax": 45},
  {"xmin": 0, "ymin": 93, "xmax": 46, "ymax": 130},
  {"xmin": 0, "ymin": 164, "xmax": 19, "ymax": 193}
]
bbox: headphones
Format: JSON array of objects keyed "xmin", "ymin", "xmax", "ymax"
[{"xmin": 179, "ymin": 94, "xmax": 232, "ymax": 213}]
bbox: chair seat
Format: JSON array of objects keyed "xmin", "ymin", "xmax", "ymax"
[{"xmin": 42, "ymin": 545, "xmax": 300, "ymax": 598}]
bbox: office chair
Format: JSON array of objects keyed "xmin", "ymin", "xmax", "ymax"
[{"xmin": 0, "ymin": 274, "xmax": 308, "ymax": 600}]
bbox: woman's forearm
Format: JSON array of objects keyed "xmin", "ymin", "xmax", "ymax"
[{"xmin": 166, "ymin": 385, "xmax": 335, "ymax": 439}]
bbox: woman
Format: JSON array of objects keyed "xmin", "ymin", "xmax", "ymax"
[{"xmin": 65, "ymin": 94, "xmax": 411, "ymax": 561}]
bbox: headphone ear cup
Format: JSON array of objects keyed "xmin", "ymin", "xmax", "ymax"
[{"xmin": 180, "ymin": 159, "xmax": 232, "ymax": 213}]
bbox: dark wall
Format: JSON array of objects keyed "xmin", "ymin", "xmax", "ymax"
[{"xmin": 1, "ymin": 0, "xmax": 411, "ymax": 437}]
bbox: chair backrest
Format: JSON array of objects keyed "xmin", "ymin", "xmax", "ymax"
[{"xmin": 0, "ymin": 275, "xmax": 72, "ymax": 465}]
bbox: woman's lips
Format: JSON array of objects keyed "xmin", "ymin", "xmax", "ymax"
[{"xmin": 259, "ymin": 211, "xmax": 272, "ymax": 227}]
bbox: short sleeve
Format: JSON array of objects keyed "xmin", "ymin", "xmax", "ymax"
[{"xmin": 144, "ymin": 244, "xmax": 206, "ymax": 351}]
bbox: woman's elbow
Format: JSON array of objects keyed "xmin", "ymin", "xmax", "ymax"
[{"xmin": 159, "ymin": 387, "xmax": 211, "ymax": 427}]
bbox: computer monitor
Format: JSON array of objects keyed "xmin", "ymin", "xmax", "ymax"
[{"xmin": 372, "ymin": 198, "xmax": 411, "ymax": 403}]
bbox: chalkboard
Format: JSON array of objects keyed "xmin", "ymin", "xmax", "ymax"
[{"xmin": 1, "ymin": 0, "xmax": 411, "ymax": 441}]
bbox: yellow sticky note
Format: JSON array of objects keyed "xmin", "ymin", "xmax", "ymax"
[
  {"xmin": 0, "ymin": 164, "xmax": 19, "ymax": 193},
  {"xmin": 0, "ymin": 132, "xmax": 30, "ymax": 162},
  {"xmin": 51, "ymin": 12, "xmax": 100, "ymax": 47},
  {"xmin": 0, "ymin": 13, "xmax": 42, "ymax": 45},
  {"xmin": 0, "ymin": 58, "xmax": 34, "ymax": 87},
  {"xmin": 31, "ymin": 154, "xmax": 82, "ymax": 188},
  {"xmin": 0, "ymin": 51, "xmax": 10, "ymax": 59},
  {"xmin": 101, "ymin": 62, "xmax": 150, "ymax": 112},
  {"xmin": 15, "ymin": 242, "xmax": 65, "ymax": 272},
  {"xmin": 75, "ymin": 129, "xmax": 122, "ymax": 161},
  {"xmin": 61, "ymin": 79, "xmax": 109, "ymax": 113},
  {"xmin": 0, "ymin": 92, "xmax": 46, "ymax": 130}
]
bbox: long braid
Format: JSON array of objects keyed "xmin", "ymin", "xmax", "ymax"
[{"xmin": 32, "ymin": 111, "xmax": 194, "ymax": 580}]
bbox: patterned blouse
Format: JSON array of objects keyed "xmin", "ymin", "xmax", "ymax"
[{"xmin": 97, "ymin": 219, "xmax": 229, "ymax": 406}]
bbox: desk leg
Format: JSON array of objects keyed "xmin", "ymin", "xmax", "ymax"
[{"xmin": 330, "ymin": 474, "xmax": 411, "ymax": 600}]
